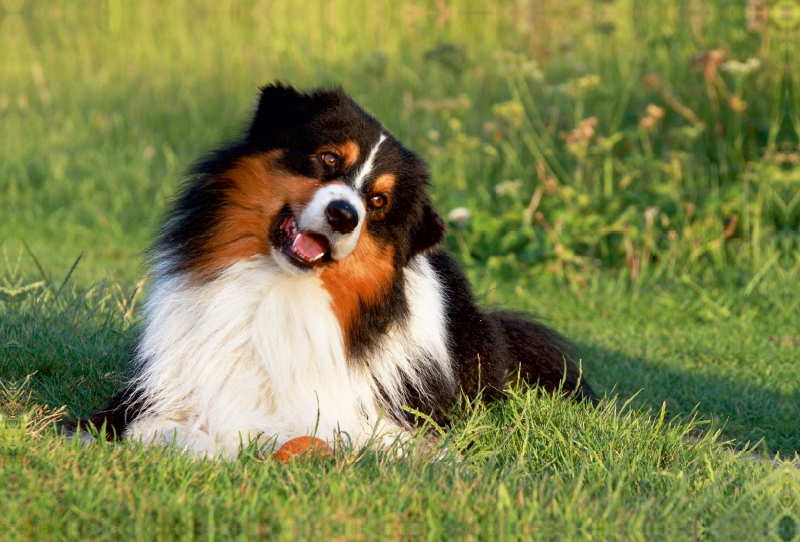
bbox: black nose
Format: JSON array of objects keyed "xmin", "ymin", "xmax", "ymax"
[{"xmin": 325, "ymin": 200, "xmax": 359, "ymax": 234}]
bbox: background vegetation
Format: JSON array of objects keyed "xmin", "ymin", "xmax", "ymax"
[{"xmin": 2, "ymin": 0, "xmax": 799, "ymax": 539}]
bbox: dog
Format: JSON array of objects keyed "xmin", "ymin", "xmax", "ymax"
[{"xmin": 73, "ymin": 84, "xmax": 595, "ymax": 458}]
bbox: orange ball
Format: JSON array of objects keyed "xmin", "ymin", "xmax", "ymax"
[{"xmin": 274, "ymin": 436, "xmax": 331, "ymax": 463}]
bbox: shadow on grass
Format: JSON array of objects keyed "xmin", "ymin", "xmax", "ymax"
[{"xmin": 580, "ymin": 341, "xmax": 799, "ymax": 456}]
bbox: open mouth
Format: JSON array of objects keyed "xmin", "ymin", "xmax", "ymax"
[{"xmin": 271, "ymin": 206, "xmax": 332, "ymax": 269}]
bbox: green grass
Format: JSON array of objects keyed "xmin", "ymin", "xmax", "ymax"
[
  {"xmin": 2, "ymin": 0, "xmax": 800, "ymax": 539},
  {"xmin": 0, "ymin": 280, "xmax": 797, "ymax": 539},
  {"xmin": 3, "ymin": 259, "xmax": 798, "ymax": 539},
  {"xmin": 0, "ymin": 387, "xmax": 780, "ymax": 540}
]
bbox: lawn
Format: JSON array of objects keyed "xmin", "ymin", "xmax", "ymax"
[{"xmin": 2, "ymin": 1, "xmax": 800, "ymax": 539}]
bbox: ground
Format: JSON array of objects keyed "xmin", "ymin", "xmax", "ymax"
[{"xmin": 2, "ymin": 1, "xmax": 799, "ymax": 539}]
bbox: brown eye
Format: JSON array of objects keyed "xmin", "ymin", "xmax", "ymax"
[
  {"xmin": 370, "ymin": 195, "xmax": 386, "ymax": 209},
  {"xmin": 320, "ymin": 153, "xmax": 339, "ymax": 168}
]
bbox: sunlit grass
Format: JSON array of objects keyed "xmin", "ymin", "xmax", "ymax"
[
  {"xmin": 2, "ymin": 0, "xmax": 800, "ymax": 538},
  {"xmin": 3, "ymin": 1, "xmax": 797, "ymax": 284}
]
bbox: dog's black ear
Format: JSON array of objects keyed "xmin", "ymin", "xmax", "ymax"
[
  {"xmin": 248, "ymin": 83, "xmax": 311, "ymax": 143},
  {"xmin": 408, "ymin": 198, "xmax": 446, "ymax": 258}
]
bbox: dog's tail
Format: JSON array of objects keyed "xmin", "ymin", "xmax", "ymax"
[{"xmin": 490, "ymin": 310, "xmax": 597, "ymax": 405}]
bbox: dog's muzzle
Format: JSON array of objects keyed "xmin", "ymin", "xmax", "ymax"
[
  {"xmin": 272, "ymin": 184, "xmax": 365, "ymax": 272},
  {"xmin": 325, "ymin": 199, "xmax": 359, "ymax": 234}
]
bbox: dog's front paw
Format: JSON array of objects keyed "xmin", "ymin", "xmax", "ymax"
[{"xmin": 128, "ymin": 418, "xmax": 231, "ymax": 459}]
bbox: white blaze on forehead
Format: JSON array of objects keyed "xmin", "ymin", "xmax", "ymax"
[
  {"xmin": 297, "ymin": 184, "xmax": 366, "ymax": 261},
  {"xmin": 353, "ymin": 133, "xmax": 387, "ymax": 190}
]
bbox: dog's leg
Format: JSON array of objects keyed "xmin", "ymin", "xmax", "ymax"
[{"xmin": 127, "ymin": 417, "xmax": 232, "ymax": 459}]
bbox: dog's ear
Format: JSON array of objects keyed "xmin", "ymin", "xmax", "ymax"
[
  {"xmin": 408, "ymin": 198, "xmax": 446, "ymax": 258},
  {"xmin": 248, "ymin": 83, "xmax": 311, "ymax": 143}
]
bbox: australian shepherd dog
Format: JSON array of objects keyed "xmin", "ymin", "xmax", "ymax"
[{"xmin": 74, "ymin": 84, "xmax": 595, "ymax": 458}]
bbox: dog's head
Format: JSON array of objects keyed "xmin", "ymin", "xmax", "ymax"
[
  {"xmin": 155, "ymin": 84, "xmax": 445, "ymax": 339},
  {"xmin": 157, "ymin": 84, "xmax": 445, "ymax": 280}
]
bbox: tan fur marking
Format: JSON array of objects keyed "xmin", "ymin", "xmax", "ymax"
[
  {"xmin": 371, "ymin": 173, "xmax": 396, "ymax": 195},
  {"xmin": 192, "ymin": 153, "xmax": 320, "ymax": 278},
  {"xmin": 320, "ymin": 232, "xmax": 396, "ymax": 352},
  {"xmin": 337, "ymin": 141, "xmax": 361, "ymax": 169}
]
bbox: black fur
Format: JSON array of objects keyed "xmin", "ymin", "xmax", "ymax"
[
  {"xmin": 401, "ymin": 250, "xmax": 596, "ymax": 427},
  {"xmin": 61, "ymin": 386, "xmax": 144, "ymax": 441}
]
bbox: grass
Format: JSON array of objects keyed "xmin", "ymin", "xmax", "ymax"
[
  {"xmin": 0, "ymin": 393, "xmax": 780, "ymax": 540},
  {"xmin": 0, "ymin": 282, "xmax": 797, "ymax": 539},
  {"xmin": 2, "ymin": 0, "xmax": 800, "ymax": 539},
  {"xmin": 0, "ymin": 381, "xmax": 776, "ymax": 540},
  {"xmin": 3, "ymin": 257, "xmax": 797, "ymax": 539}
]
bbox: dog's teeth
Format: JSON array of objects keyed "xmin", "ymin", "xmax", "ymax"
[{"xmin": 310, "ymin": 253, "xmax": 324, "ymax": 262}]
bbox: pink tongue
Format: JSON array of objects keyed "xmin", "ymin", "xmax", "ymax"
[{"xmin": 292, "ymin": 232, "xmax": 326, "ymax": 260}]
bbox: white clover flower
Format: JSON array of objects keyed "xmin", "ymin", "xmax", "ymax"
[
  {"xmin": 745, "ymin": 58, "xmax": 761, "ymax": 71},
  {"xmin": 721, "ymin": 57, "xmax": 761, "ymax": 75},
  {"xmin": 643, "ymin": 207, "xmax": 659, "ymax": 227},
  {"xmin": 720, "ymin": 61, "xmax": 745, "ymax": 73},
  {"xmin": 643, "ymin": 206, "xmax": 659, "ymax": 220},
  {"xmin": 494, "ymin": 179, "xmax": 522, "ymax": 197},
  {"xmin": 447, "ymin": 207, "xmax": 472, "ymax": 227}
]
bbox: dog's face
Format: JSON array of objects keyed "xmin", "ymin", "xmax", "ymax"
[
  {"xmin": 248, "ymin": 86, "xmax": 437, "ymax": 278},
  {"xmin": 156, "ymin": 84, "xmax": 446, "ymax": 342}
]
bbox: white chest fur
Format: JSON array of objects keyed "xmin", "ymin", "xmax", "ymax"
[{"xmin": 127, "ymin": 254, "xmax": 452, "ymax": 458}]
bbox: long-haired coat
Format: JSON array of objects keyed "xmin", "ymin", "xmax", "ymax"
[{"xmin": 78, "ymin": 84, "xmax": 594, "ymax": 457}]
